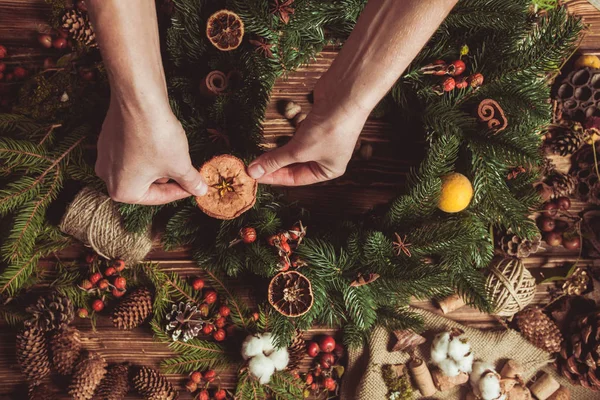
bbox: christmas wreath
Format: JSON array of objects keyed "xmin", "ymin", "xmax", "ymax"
[{"xmin": 0, "ymin": 0, "xmax": 583, "ymax": 397}]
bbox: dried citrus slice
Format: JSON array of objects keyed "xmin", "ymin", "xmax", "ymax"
[
  {"xmin": 206, "ymin": 10, "xmax": 244, "ymax": 51},
  {"xmin": 268, "ymin": 271, "xmax": 314, "ymax": 317},
  {"xmin": 195, "ymin": 155, "xmax": 257, "ymax": 220}
]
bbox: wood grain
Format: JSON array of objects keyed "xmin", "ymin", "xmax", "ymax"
[{"xmin": 0, "ymin": 0, "xmax": 599, "ymax": 399}]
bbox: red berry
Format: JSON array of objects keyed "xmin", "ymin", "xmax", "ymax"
[
  {"xmin": 190, "ymin": 371, "xmax": 202, "ymax": 383},
  {"xmin": 455, "ymin": 77, "xmax": 468, "ymax": 89},
  {"xmin": 562, "ymin": 234, "xmax": 581, "ymax": 250},
  {"xmin": 538, "ymin": 216, "xmax": 556, "ymax": 232},
  {"xmin": 85, "ymin": 253, "xmax": 97, "ymax": 264},
  {"xmin": 198, "ymin": 390, "xmax": 209, "ymax": 400},
  {"xmin": 13, "ymin": 67, "xmax": 27, "ymax": 80},
  {"xmin": 77, "ymin": 308, "xmax": 89, "ymax": 318},
  {"xmin": 113, "ymin": 259, "xmax": 126, "ymax": 272},
  {"xmin": 89, "ymin": 272, "xmax": 102, "ymax": 285},
  {"xmin": 76, "ymin": 0, "xmax": 87, "ymax": 12},
  {"xmin": 543, "ymin": 231, "xmax": 563, "ymax": 247},
  {"xmin": 323, "ymin": 377, "xmax": 337, "ymax": 392},
  {"xmin": 114, "ymin": 276, "xmax": 127, "ymax": 290},
  {"xmin": 214, "ymin": 389, "xmax": 227, "ymax": 400},
  {"xmin": 267, "ymin": 235, "xmax": 279, "ymax": 246},
  {"xmin": 215, "ymin": 317, "xmax": 226, "ymax": 328},
  {"xmin": 92, "ymin": 299, "xmax": 104, "ymax": 312},
  {"xmin": 333, "ymin": 343, "xmax": 345, "ymax": 359},
  {"xmin": 557, "ymin": 196, "xmax": 571, "ymax": 211},
  {"xmin": 280, "ymin": 241, "xmax": 291, "ymax": 255},
  {"xmin": 219, "ymin": 305, "xmax": 231, "ymax": 317},
  {"xmin": 104, "ymin": 266, "xmax": 117, "ymax": 276},
  {"xmin": 185, "ymin": 380, "xmax": 197, "ymax": 393},
  {"xmin": 213, "ymin": 328, "xmax": 226, "ymax": 341},
  {"xmin": 288, "ymin": 226, "xmax": 301, "ymax": 241},
  {"xmin": 252, "ymin": 312, "xmax": 260, "ymax": 321},
  {"xmin": 98, "ymin": 279, "xmax": 109, "ymax": 290},
  {"xmin": 305, "ymin": 373, "xmax": 314, "ymax": 385},
  {"xmin": 240, "ymin": 227, "xmax": 257, "ymax": 244},
  {"xmin": 38, "ymin": 34, "xmax": 53, "ymax": 49},
  {"xmin": 307, "ymin": 342, "xmax": 320, "ymax": 358},
  {"xmin": 192, "ymin": 278, "xmax": 205, "ymax": 291},
  {"xmin": 310, "ymin": 382, "xmax": 318, "ymax": 391},
  {"xmin": 4, "ymin": 73, "xmax": 13, "ymax": 82},
  {"xmin": 0, "ymin": 45, "xmax": 7, "ymax": 59},
  {"xmin": 202, "ymin": 324, "xmax": 214, "ymax": 335},
  {"xmin": 468, "ymin": 73, "xmax": 484, "ymax": 88},
  {"xmin": 52, "ymin": 37, "xmax": 68, "ymax": 50},
  {"xmin": 204, "ymin": 370, "xmax": 217, "ymax": 382},
  {"xmin": 320, "ymin": 353, "xmax": 335, "ymax": 369},
  {"xmin": 80, "ymin": 279, "xmax": 93, "ymax": 290},
  {"xmin": 442, "ymin": 77, "xmax": 456, "ymax": 92},
  {"xmin": 318, "ymin": 336, "xmax": 336, "ymax": 353},
  {"xmin": 199, "ymin": 303, "xmax": 210, "ymax": 317},
  {"xmin": 204, "ymin": 290, "xmax": 218, "ymax": 304},
  {"xmin": 313, "ymin": 365, "xmax": 322, "ymax": 376},
  {"xmin": 432, "ymin": 60, "xmax": 448, "ymax": 76},
  {"xmin": 448, "ymin": 59, "xmax": 466, "ymax": 76},
  {"xmin": 78, "ymin": 67, "xmax": 94, "ymax": 81},
  {"xmin": 112, "ymin": 287, "xmax": 125, "ymax": 298},
  {"xmin": 542, "ymin": 202, "xmax": 559, "ymax": 217}
]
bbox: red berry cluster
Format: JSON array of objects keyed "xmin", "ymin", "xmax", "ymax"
[
  {"xmin": 0, "ymin": 45, "xmax": 28, "ymax": 110},
  {"xmin": 229, "ymin": 226, "xmax": 257, "ymax": 247},
  {"xmin": 77, "ymin": 257, "xmax": 127, "ymax": 317},
  {"xmin": 302, "ymin": 335, "xmax": 345, "ymax": 396},
  {"xmin": 186, "ymin": 370, "xmax": 228, "ymax": 399},
  {"xmin": 421, "ymin": 58, "xmax": 484, "ymax": 94},
  {"xmin": 192, "ymin": 278, "xmax": 231, "ymax": 342},
  {"xmin": 266, "ymin": 221, "xmax": 308, "ymax": 271},
  {"xmin": 537, "ymin": 197, "xmax": 581, "ymax": 250}
]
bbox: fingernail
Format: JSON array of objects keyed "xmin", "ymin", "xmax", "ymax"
[
  {"xmin": 194, "ymin": 182, "xmax": 208, "ymax": 196},
  {"xmin": 248, "ymin": 163, "xmax": 265, "ymax": 179}
]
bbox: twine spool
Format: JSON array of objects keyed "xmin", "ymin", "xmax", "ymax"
[
  {"xmin": 59, "ymin": 187, "xmax": 152, "ymax": 263},
  {"xmin": 199, "ymin": 70, "xmax": 229, "ymax": 96},
  {"xmin": 485, "ymin": 258, "xmax": 536, "ymax": 317}
]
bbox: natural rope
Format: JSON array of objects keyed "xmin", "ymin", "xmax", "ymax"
[
  {"xmin": 486, "ymin": 258, "xmax": 536, "ymax": 317},
  {"xmin": 59, "ymin": 187, "xmax": 152, "ymax": 263}
]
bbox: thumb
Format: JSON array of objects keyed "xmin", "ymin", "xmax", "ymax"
[
  {"xmin": 172, "ymin": 165, "xmax": 208, "ymax": 196},
  {"xmin": 248, "ymin": 142, "xmax": 304, "ymax": 179}
]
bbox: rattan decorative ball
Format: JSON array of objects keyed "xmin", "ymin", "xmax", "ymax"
[{"xmin": 485, "ymin": 258, "xmax": 536, "ymax": 317}]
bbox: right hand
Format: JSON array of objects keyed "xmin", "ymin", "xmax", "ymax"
[{"xmin": 95, "ymin": 99, "xmax": 208, "ymax": 205}]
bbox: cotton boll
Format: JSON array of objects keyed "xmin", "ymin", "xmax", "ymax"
[
  {"xmin": 248, "ymin": 353, "xmax": 276, "ymax": 384},
  {"xmin": 478, "ymin": 371, "xmax": 502, "ymax": 400},
  {"xmin": 260, "ymin": 333, "xmax": 276, "ymax": 356},
  {"xmin": 470, "ymin": 361, "xmax": 496, "ymax": 395},
  {"xmin": 456, "ymin": 351, "xmax": 474, "ymax": 374},
  {"xmin": 431, "ymin": 331, "xmax": 451, "ymax": 364},
  {"xmin": 268, "ymin": 347, "xmax": 290, "ymax": 371},
  {"xmin": 448, "ymin": 335, "xmax": 471, "ymax": 361},
  {"xmin": 437, "ymin": 358, "xmax": 460, "ymax": 377},
  {"xmin": 242, "ymin": 334, "xmax": 264, "ymax": 360}
]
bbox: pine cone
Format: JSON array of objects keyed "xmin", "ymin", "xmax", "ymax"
[
  {"xmin": 68, "ymin": 351, "xmax": 107, "ymax": 400},
  {"xmin": 62, "ymin": 9, "xmax": 96, "ymax": 48},
  {"xmin": 49, "ymin": 325, "xmax": 82, "ymax": 375},
  {"xmin": 132, "ymin": 366, "xmax": 178, "ymax": 400},
  {"xmin": 28, "ymin": 382, "xmax": 57, "ymax": 400},
  {"xmin": 557, "ymin": 310, "xmax": 600, "ymax": 390},
  {"xmin": 25, "ymin": 292, "xmax": 74, "ymax": 332},
  {"xmin": 16, "ymin": 326, "xmax": 50, "ymax": 385},
  {"xmin": 536, "ymin": 172, "xmax": 578, "ymax": 201},
  {"xmin": 95, "ymin": 363, "xmax": 130, "ymax": 400},
  {"xmin": 112, "ymin": 288, "xmax": 153, "ymax": 330},
  {"xmin": 164, "ymin": 302, "xmax": 205, "ymax": 342},
  {"xmin": 516, "ymin": 307, "xmax": 563, "ymax": 353},
  {"xmin": 286, "ymin": 332, "xmax": 306, "ymax": 370},
  {"xmin": 545, "ymin": 121, "xmax": 587, "ymax": 156},
  {"xmin": 499, "ymin": 233, "xmax": 541, "ymax": 258}
]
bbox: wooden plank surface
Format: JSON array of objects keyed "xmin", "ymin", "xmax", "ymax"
[{"xmin": 0, "ymin": 0, "xmax": 599, "ymax": 399}]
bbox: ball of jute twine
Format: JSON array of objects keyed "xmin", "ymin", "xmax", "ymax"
[
  {"xmin": 59, "ymin": 187, "xmax": 152, "ymax": 263},
  {"xmin": 485, "ymin": 257, "xmax": 536, "ymax": 317}
]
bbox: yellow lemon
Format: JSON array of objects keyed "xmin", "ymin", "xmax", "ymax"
[
  {"xmin": 574, "ymin": 55, "xmax": 600, "ymax": 69},
  {"xmin": 438, "ymin": 173, "xmax": 473, "ymax": 213}
]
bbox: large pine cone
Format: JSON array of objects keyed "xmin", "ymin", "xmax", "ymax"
[
  {"xmin": 62, "ymin": 9, "xmax": 96, "ymax": 48},
  {"xmin": 112, "ymin": 288, "xmax": 153, "ymax": 330},
  {"xmin": 25, "ymin": 292, "xmax": 74, "ymax": 332},
  {"xmin": 516, "ymin": 307, "xmax": 563, "ymax": 353},
  {"xmin": 28, "ymin": 382, "xmax": 57, "ymax": 400},
  {"xmin": 49, "ymin": 325, "xmax": 82, "ymax": 375},
  {"xmin": 287, "ymin": 332, "xmax": 306, "ymax": 371},
  {"xmin": 95, "ymin": 363, "xmax": 130, "ymax": 400},
  {"xmin": 68, "ymin": 351, "xmax": 107, "ymax": 400},
  {"xmin": 16, "ymin": 326, "xmax": 50, "ymax": 385},
  {"xmin": 557, "ymin": 310, "xmax": 600, "ymax": 390},
  {"xmin": 499, "ymin": 233, "xmax": 541, "ymax": 258},
  {"xmin": 133, "ymin": 366, "xmax": 178, "ymax": 400}
]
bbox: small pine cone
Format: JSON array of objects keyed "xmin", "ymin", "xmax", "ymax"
[
  {"xmin": 516, "ymin": 307, "xmax": 563, "ymax": 353},
  {"xmin": 112, "ymin": 288, "xmax": 153, "ymax": 330},
  {"xmin": 499, "ymin": 233, "xmax": 541, "ymax": 258},
  {"xmin": 132, "ymin": 366, "xmax": 178, "ymax": 400},
  {"xmin": 16, "ymin": 326, "xmax": 50, "ymax": 385},
  {"xmin": 62, "ymin": 10, "xmax": 97, "ymax": 48},
  {"xmin": 95, "ymin": 363, "xmax": 130, "ymax": 400},
  {"xmin": 28, "ymin": 383, "xmax": 57, "ymax": 400},
  {"xmin": 26, "ymin": 292, "xmax": 74, "ymax": 332},
  {"xmin": 546, "ymin": 121, "xmax": 586, "ymax": 156},
  {"xmin": 49, "ymin": 325, "xmax": 82, "ymax": 375},
  {"xmin": 286, "ymin": 332, "xmax": 306, "ymax": 371},
  {"xmin": 68, "ymin": 351, "xmax": 107, "ymax": 400}
]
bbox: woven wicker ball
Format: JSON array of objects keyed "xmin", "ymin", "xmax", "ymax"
[{"xmin": 485, "ymin": 257, "xmax": 536, "ymax": 317}]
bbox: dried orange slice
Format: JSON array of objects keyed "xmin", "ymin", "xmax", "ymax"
[
  {"xmin": 206, "ymin": 10, "xmax": 245, "ymax": 51},
  {"xmin": 195, "ymin": 155, "xmax": 257, "ymax": 220},
  {"xmin": 268, "ymin": 271, "xmax": 314, "ymax": 317}
]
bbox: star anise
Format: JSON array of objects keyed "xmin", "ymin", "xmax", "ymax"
[
  {"xmin": 249, "ymin": 38, "xmax": 274, "ymax": 58},
  {"xmin": 271, "ymin": 0, "xmax": 295, "ymax": 24},
  {"xmin": 392, "ymin": 233, "xmax": 412, "ymax": 257},
  {"xmin": 213, "ymin": 177, "xmax": 235, "ymax": 198}
]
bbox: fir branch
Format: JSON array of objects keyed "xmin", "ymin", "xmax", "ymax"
[{"xmin": 203, "ymin": 269, "xmax": 251, "ymax": 330}]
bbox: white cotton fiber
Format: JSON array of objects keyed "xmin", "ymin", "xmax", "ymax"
[
  {"xmin": 268, "ymin": 347, "xmax": 290, "ymax": 371},
  {"xmin": 448, "ymin": 335, "xmax": 471, "ymax": 360},
  {"xmin": 248, "ymin": 353, "xmax": 275, "ymax": 384},
  {"xmin": 437, "ymin": 358, "xmax": 461, "ymax": 377},
  {"xmin": 241, "ymin": 334, "xmax": 264, "ymax": 360},
  {"xmin": 456, "ymin": 351, "xmax": 474, "ymax": 374},
  {"xmin": 260, "ymin": 332, "xmax": 276, "ymax": 356},
  {"xmin": 478, "ymin": 372, "xmax": 502, "ymax": 400},
  {"xmin": 431, "ymin": 332, "xmax": 451, "ymax": 364}
]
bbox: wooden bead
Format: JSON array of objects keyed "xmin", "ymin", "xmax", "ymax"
[
  {"xmin": 530, "ymin": 373, "xmax": 560, "ymax": 400},
  {"xmin": 437, "ymin": 294, "xmax": 466, "ymax": 314}
]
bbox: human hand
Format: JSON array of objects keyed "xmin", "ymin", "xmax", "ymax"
[
  {"xmin": 95, "ymin": 99, "xmax": 208, "ymax": 205},
  {"xmin": 247, "ymin": 97, "xmax": 369, "ymax": 186}
]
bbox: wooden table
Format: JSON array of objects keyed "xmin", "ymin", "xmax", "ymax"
[{"xmin": 1, "ymin": 1, "xmax": 599, "ymax": 398}]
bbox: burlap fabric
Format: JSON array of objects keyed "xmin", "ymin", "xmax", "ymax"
[
  {"xmin": 341, "ymin": 307, "xmax": 596, "ymax": 399},
  {"xmin": 59, "ymin": 187, "xmax": 153, "ymax": 263}
]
